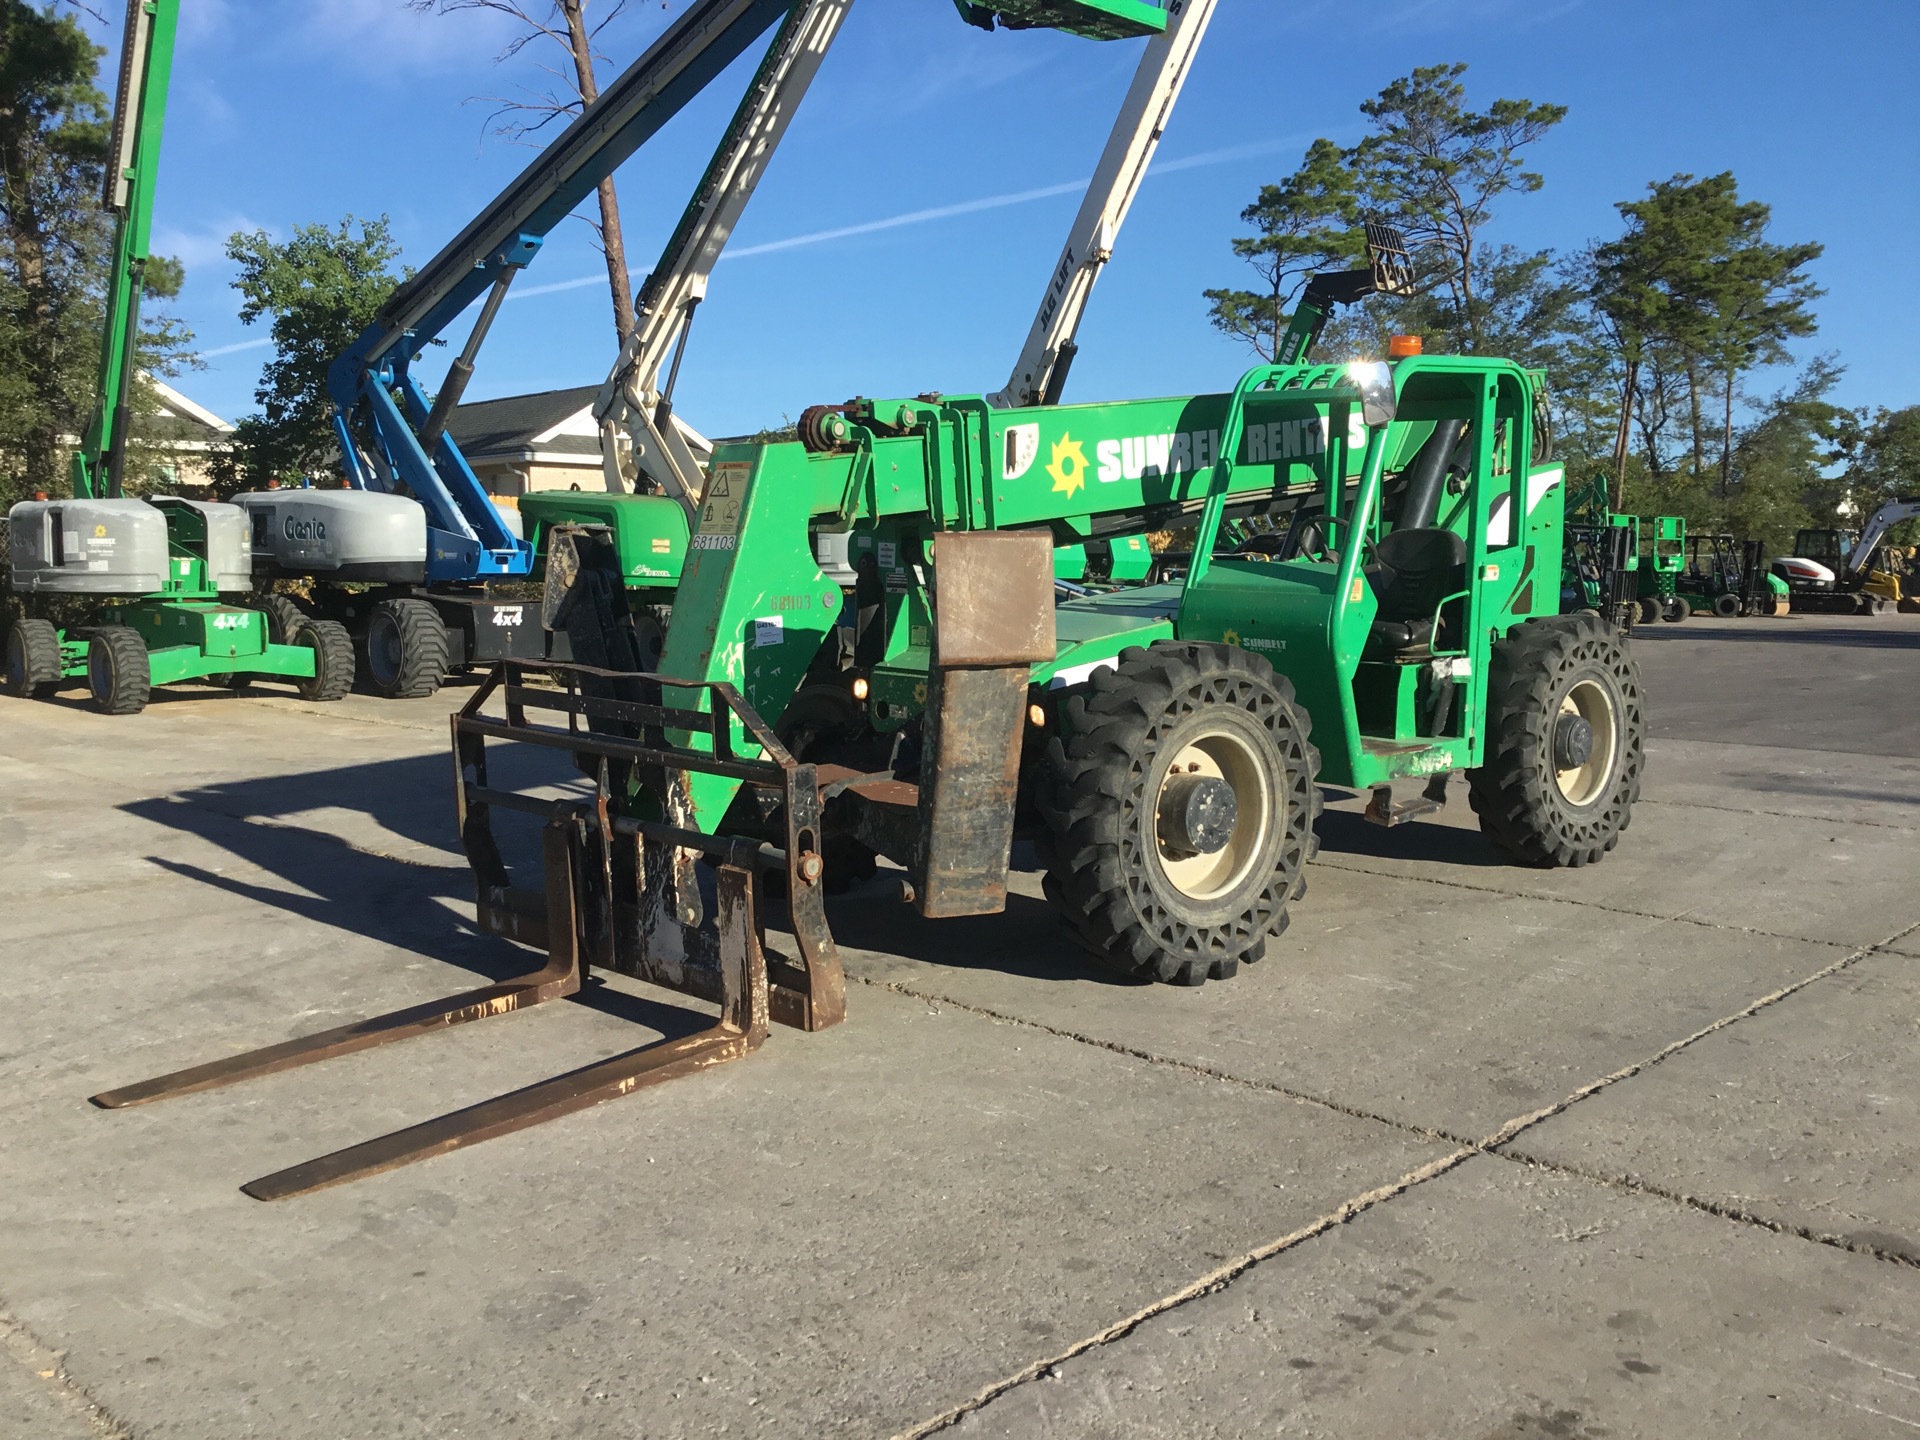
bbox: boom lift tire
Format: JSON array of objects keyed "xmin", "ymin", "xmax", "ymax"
[
  {"xmin": 86, "ymin": 626, "xmax": 151, "ymax": 716},
  {"xmin": 1662, "ymin": 595, "xmax": 1691, "ymax": 623},
  {"xmin": 1468, "ymin": 614, "xmax": 1643, "ymax": 868},
  {"xmin": 1636, "ymin": 597, "xmax": 1661, "ymax": 626},
  {"xmin": 1036, "ymin": 642, "xmax": 1320, "ymax": 986},
  {"xmin": 363, "ymin": 597, "xmax": 449, "ymax": 699},
  {"xmin": 295, "ymin": 619, "xmax": 355, "ymax": 702},
  {"xmin": 259, "ymin": 592, "xmax": 310, "ymax": 645},
  {"xmin": 5, "ymin": 618, "xmax": 61, "ymax": 698}
]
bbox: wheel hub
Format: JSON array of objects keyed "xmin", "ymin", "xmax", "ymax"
[
  {"xmin": 1156, "ymin": 773, "xmax": 1237, "ymax": 858},
  {"xmin": 1553, "ymin": 679, "xmax": 1618, "ymax": 807},
  {"xmin": 1553, "ymin": 713, "xmax": 1594, "ymax": 770},
  {"xmin": 1152, "ymin": 734, "xmax": 1276, "ymax": 902}
]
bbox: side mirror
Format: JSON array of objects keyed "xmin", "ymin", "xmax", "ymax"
[{"xmin": 1346, "ymin": 361, "xmax": 1397, "ymax": 429}]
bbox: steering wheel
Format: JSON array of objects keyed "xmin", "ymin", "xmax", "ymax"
[{"xmin": 1294, "ymin": 514, "xmax": 1339, "ymax": 566}]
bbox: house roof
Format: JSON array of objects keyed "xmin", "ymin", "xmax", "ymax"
[
  {"xmin": 447, "ymin": 385, "xmax": 603, "ymax": 463},
  {"xmin": 131, "ymin": 379, "xmax": 235, "ymax": 446}
]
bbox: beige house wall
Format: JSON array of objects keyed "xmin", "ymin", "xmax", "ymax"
[{"xmin": 469, "ymin": 457, "xmax": 606, "ymax": 502}]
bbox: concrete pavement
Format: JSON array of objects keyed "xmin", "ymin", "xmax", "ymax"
[{"xmin": 1, "ymin": 612, "xmax": 1916, "ymax": 1437}]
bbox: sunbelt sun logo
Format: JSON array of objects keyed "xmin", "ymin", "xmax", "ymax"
[{"xmin": 1004, "ymin": 413, "xmax": 1368, "ymax": 488}]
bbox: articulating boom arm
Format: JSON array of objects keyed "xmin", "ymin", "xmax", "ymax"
[
  {"xmin": 326, "ymin": 0, "xmax": 802, "ymax": 578},
  {"xmin": 75, "ymin": 0, "xmax": 181, "ymax": 500},
  {"xmin": 991, "ymin": 0, "xmax": 1214, "ymax": 410},
  {"xmin": 593, "ymin": 0, "xmax": 857, "ymax": 512},
  {"xmin": 1847, "ymin": 496, "xmax": 1920, "ymax": 582},
  {"xmin": 1275, "ymin": 220, "xmax": 1418, "ymax": 367}
]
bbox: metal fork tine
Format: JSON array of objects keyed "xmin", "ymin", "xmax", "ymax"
[
  {"xmin": 90, "ymin": 820, "xmax": 584, "ymax": 1111},
  {"xmin": 241, "ymin": 864, "xmax": 769, "ymax": 1202}
]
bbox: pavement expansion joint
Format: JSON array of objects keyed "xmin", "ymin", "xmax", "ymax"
[
  {"xmin": 0, "ymin": 1309, "xmax": 135, "ymax": 1440},
  {"xmin": 1639, "ymin": 796, "xmax": 1920, "ymax": 833},
  {"xmin": 853, "ymin": 975, "xmax": 1472, "ymax": 1147},
  {"xmin": 1311, "ymin": 854, "xmax": 1863, "ymax": 947},
  {"xmin": 259, "ymin": 698, "xmax": 450, "ymax": 735},
  {"xmin": 883, "ymin": 918, "xmax": 1920, "ymax": 1438},
  {"xmin": 1493, "ymin": 1145, "xmax": 1920, "ymax": 1272}
]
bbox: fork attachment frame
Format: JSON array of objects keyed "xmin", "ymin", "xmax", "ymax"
[{"xmin": 90, "ymin": 659, "xmax": 843, "ymax": 1200}]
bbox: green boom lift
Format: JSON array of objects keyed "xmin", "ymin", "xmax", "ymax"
[
  {"xmin": 1636, "ymin": 515, "xmax": 1689, "ymax": 623},
  {"xmin": 3, "ymin": 0, "xmax": 352, "ymax": 714}
]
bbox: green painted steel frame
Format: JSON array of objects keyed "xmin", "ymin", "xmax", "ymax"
[
  {"xmin": 1175, "ymin": 356, "xmax": 1545, "ymax": 788},
  {"xmin": 75, "ymin": 0, "xmax": 180, "ymax": 500}
]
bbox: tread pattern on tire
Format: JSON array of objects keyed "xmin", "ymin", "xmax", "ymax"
[
  {"xmin": 296, "ymin": 619, "xmax": 354, "ymax": 702},
  {"xmin": 1467, "ymin": 613, "xmax": 1644, "ymax": 868},
  {"xmin": 258, "ymin": 592, "xmax": 310, "ymax": 646},
  {"xmin": 87, "ymin": 626, "xmax": 150, "ymax": 716},
  {"xmin": 368, "ymin": 597, "xmax": 449, "ymax": 699},
  {"xmin": 1034, "ymin": 641, "xmax": 1321, "ymax": 987},
  {"xmin": 6, "ymin": 618, "xmax": 61, "ymax": 697}
]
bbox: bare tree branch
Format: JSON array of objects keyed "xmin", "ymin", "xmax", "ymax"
[{"xmin": 409, "ymin": 0, "xmax": 641, "ymax": 348}]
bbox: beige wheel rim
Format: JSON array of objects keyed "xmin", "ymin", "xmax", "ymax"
[
  {"xmin": 1152, "ymin": 730, "xmax": 1276, "ymax": 902},
  {"xmin": 1555, "ymin": 679, "xmax": 1618, "ymax": 806}
]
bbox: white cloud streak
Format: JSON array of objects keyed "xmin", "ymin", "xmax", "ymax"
[
  {"xmin": 503, "ymin": 134, "xmax": 1312, "ymax": 305},
  {"xmin": 200, "ymin": 338, "xmax": 273, "ymax": 359}
]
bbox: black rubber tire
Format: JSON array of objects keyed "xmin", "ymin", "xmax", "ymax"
[
  {"xmin": 1035, "ymin": 641, "xmax": 1320, "ymax": 986},
  {"xmin": 296, "ymin": 619, "xmax": 354, "ymax": 702},
  {"xmin": 363, "ymin": 597, "xmax": 449, "ymax": 699},
  {"xmin": 86, "ymin": 627, "xmax": 151, "ymax": 716},
  {"xmin": 5, "ymin": 618, "xmax": 61, "ymax": 698},
  {"xmin": 1711, "ymin": 593, "xmax": 1740, "ymax": 618},
  {"xmin": 1633, "ymin": 597, "xmax": 1660, "ymax": 626},
  {"xmin": 258, "ymin": 592, "xmax": 311, "ymax": 645},
  {"xmin": 1468, "ymin": 614, "xmax": 1644, "ymax": 868},
  {"xmin": 1660, "ymin": 594, "xmax": 1690, "ymax": 623}
]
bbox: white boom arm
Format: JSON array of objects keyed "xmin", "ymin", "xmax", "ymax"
[
  {"xmin": 595, "ymin": 0, "xmax": 856, "ymax": 509},
  {"xmin": 989, "ymin": 0, "xmax": 1216, "ymax": 410},
  {"xmin": 1850, "ymin": 496, "xmax": 1920, "ymax": 576}
]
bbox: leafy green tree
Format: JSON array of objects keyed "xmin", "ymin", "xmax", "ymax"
[
  {"xmin": 1722, "ymin": 358, "xmax": 1850, "ymax": 553},
  {"xmin": 1349, "ymin": 63, "xmax": 1566, "ymax": 353},
  {"xmin": 1202, "ymin": 139, "xmax": 1365, "ymax": 361},
  {"xmin": 1841, "ymin": 405, "xmax": 1920, "ymax": 547},
  {"xmin": 209, "ymin": 215, "xmax": 409, "ymax": 492},
  {"xmin": 1206, "ymin": 64, "xmax": 1566, "ymax": 363},
  {"xmin": 0, "ymin": 0, "xmax": 192, "ymax": 506},
  {"xmin": 1591, "ymin": 173, "xmax": 1821, "ymax": 501}
]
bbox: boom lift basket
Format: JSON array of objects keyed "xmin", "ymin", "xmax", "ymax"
[{"xmin": 92, "ymin": 659, "xmax": 843, "ymax": 1200}]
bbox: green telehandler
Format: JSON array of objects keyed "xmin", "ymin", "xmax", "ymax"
[
  {"xmin": 99, "ymin": 345, "xmax": 1645, "ymax": 1199},
  {"xmin": 4, "ymin": 0, "xmax": 353, "ymax": 714}
]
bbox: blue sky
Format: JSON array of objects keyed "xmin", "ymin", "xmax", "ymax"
[{"xmin": 103, "ymin": 0, "xmax": 1920, "ymax": 438}]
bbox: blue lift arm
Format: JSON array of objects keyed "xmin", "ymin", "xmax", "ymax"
[{"xmin": 327, "ymin": 0, "xmax": 796, "ymax": 583}]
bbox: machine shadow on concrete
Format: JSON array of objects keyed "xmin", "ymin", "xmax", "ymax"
[{"xmin": 119, "ymin": 750, "xmax": 713, "ymax": 1041}]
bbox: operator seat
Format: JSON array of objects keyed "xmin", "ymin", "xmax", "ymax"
[{"xmin": 1362, "ymin": 527, "xmax": 1467, "ymax": 660}]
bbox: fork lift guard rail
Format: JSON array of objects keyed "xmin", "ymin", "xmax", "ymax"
[{"xmin": 91, "ymin": 660, "xmax": 843, "ymax": 1200}]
